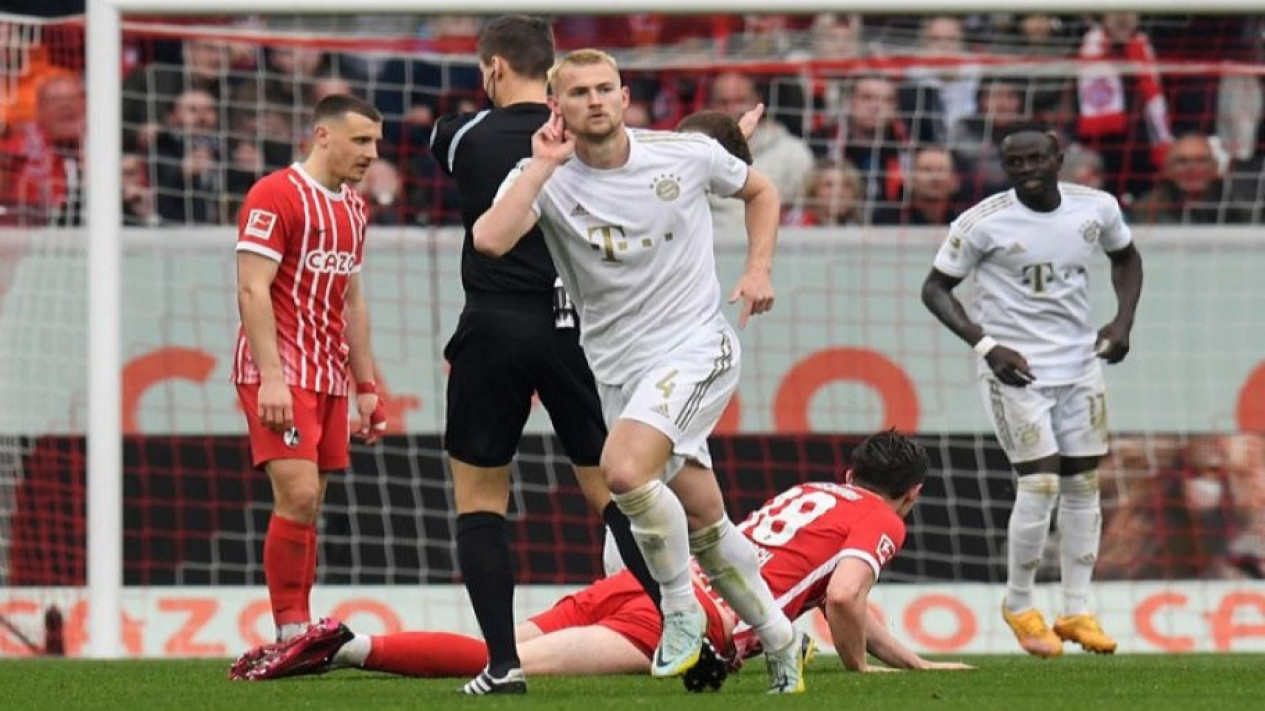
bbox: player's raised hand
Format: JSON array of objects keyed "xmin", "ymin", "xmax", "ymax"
[
  {"xmin": 728, "ymin": 270, "xmax": 775, "ymax": 329},
  {"xmin": 985, "ymin": 345, "xmax": 1036, "ymax": 387},
  {"xmin": 737, "ymin": 102, "xmax": 765, "ymax": 139},
  {"xmin": 257, "ymin": 379, "xmax": 293, "ymax": 433},
  {"xmin": 532, "ymin": 112, "xmax": 574, "ymax": 166},
  {"xmin": 1095, "ymin": 320, "xmax": 1132, "ymax": 364}
]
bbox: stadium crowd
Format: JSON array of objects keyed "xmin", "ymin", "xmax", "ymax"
[{"xmin": 1, "ymin": 11, "xmax": 1262, "ymax": 229}]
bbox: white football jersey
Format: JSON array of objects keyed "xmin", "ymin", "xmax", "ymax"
[
  {"xmin": 497, "ymin": 128, "xmax": 749, "ymax": 385},
  {"xmin": 932, "ymin": 183, "xmax": 1132, "ymax": 384}
]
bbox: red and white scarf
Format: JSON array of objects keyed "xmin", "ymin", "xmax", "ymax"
[{"xmin": 1077, "ymin": 25, "xmax": 1173, "ymax": 168}]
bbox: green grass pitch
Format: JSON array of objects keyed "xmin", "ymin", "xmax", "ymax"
[{"xmin": 5, "ymin": 654, "xmax": 1263, "ymax": 711}]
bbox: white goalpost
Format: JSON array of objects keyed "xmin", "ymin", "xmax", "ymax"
[{"xmin": 73, "ymin": 0, "xmax": 1264, "ymax": 660}]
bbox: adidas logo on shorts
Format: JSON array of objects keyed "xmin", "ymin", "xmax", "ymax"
[{"xmin": 570, "ymin": 203, "xmax": 590, "ymax": 217}]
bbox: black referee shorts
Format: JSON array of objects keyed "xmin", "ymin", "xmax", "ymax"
[{"xmin": 443, "ymin": 294, "xmax": 606, "ymax": 468}]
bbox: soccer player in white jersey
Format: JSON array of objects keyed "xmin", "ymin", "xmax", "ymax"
[
  {"xmin": 472, "ymin": 49, "xmax": 809, "ymax": 694},
  {"xmin": 921, "ymin": 125, "xmax": 1143, "ymax": 658}
]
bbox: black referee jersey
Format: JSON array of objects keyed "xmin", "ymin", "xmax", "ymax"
[{"xmin": 430, "ymin": 103, "xmax": 557, "ymax": 296}]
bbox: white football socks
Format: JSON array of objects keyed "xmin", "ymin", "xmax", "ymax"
[
  {"xmin": 690, "ymin": 517, "xmax": 794, "ymax": 653},
  {"xmin": 276, "ymin": 622, "xmax": 308, "ymax": 642},
  {"xmin": 1005, "ymin": 473, "xmax": 1059, "ymax": 613},
  {"xmin": 332, "ymin": 633, "xmax": 372, "ymax": 667},
  {"xmin": 611, "ymin": 480, "xmax": 695, "ymax": 613},
  {"xmin": 1057, "ymin": 471, "xmax": 1102, "ymax": 616}
]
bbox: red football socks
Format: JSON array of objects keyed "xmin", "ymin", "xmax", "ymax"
[
  {"xmin": 366, "ymin": 632, "xmax": 488, "ymax": 677},
  {"xmin": 264, "ymin": 514, "xmax": 315, "ymax": 626}
]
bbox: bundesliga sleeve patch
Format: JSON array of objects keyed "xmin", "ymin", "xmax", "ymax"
[
  {"xmin": 245, "ymin": 209, "xmax": 278, "ymax": 240},
  {"xmin": 876, "ymin": 534, "xmax": 897, "ymax": 566}
]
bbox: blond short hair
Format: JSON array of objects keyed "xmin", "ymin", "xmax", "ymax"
[{"xmin": 547, "ymin": 48, "xmax": 620, "ymax": 93}]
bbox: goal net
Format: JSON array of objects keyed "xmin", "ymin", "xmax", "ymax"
[{"xmin": 2, "ymin": 9, "xmax": 1264, "ymax": 657}]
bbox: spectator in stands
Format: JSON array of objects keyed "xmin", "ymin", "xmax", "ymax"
[
  {"xmin": 1060, "ymin": 144, "xmax": 1106, "ymax": 190},
  {"xmin": 899, "ymin": 16, "xmax": 981, "ymax": 146},
  {"xmin": 1129, "ymin": 133, "xmax": 1252, "ymax": 224},
  {"xmin": 151, "ymin": 88, "xmax": 224, "ymax": 224},
  {"xmin": 623, "ymin": 100, "xmax": 653, "ymax": 129},
  {"xmin": 0, "ymin": 74, "xmax": 85, "ymax": 226},
  {"xmin": 1097, "ymin": 435, "xmax": 1262, "ymax": 581},
  {"xmin": 707, "ymin": 72, "xmax": 814, "ymax": 236},
  {"xmin": 999, "ymin": 15, "xmax": 1076, "ymax": 128},
  {"xmin": 782, "ymin": 14, "xmax": 864, "ymax": 141},
  {"xmin": 122, "ymin": 38, "xmax": 232, "ymax": 152},
  {"xmin": 727, "ymin": 14, "xmax": 811, "ymax": 58},
  {"xmin": 356, "ymin": 160, "xmax": 404, "ymax": 225},
  {"xmin": 948, "ymin": 76, "xmax": 1029, "ymax": 203},
  {"xmin": 803, "ymin": 13, "xmax": 863, "ymax": 60},
  {"xmin": 1075, "ymin": 13, "xmax": 1175, "ymax": 202},
  {"xmin": 0, "ymin": 20, "xmax": 77, "ymax": 134},
  {"xmin": 121, "ymin": 153, "xmax": 159, "ymax": 227},
  {"xmin": 871, "ymin": 145, "xmax": 960, "ymax": 226},
  {"xmin": 311, "ymin": 76, "xmax": 355, "ymax": 104},
  {"xmin": 373, "ymin": 15, "xmax": 482, "ymax": 148},
  {"xmin": 783, "ymin": 159, "xmax": 864, "ymax": 227},
  {"xmin": 222, "ymin": 81, "xmax": 296, "ymax": 218},
  {"xmin": 809, "ymin": 75, "xmax": 906, "ymax": 207},
  {"xmin": 267, "ymin": 45, "xmax": 327, "ymax": 81}
]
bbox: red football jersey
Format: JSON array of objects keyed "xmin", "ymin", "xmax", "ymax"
[
  {"xmin": 716, "ymin": 482, "xmax": 908, "ymax": 660},
  {"xmin": 232, "ymin": 163, "xmax": 369, "ymax": 396}
]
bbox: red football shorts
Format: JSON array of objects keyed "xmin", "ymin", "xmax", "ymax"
[
  {"xmin": 237, "ymin": 383, "xmax": 350, "ymax": 470},
  {"xmin": 529, "ymin": 570, "xmax": 732, "ymax": 658}
]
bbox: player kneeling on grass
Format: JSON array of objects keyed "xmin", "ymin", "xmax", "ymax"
[{"xmin": 230, "ymin": 431, "xmax": 973, "ymax": 686}]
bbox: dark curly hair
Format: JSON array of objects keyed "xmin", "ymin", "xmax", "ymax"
[
  {"xmin": 850, "ymin": 429, "xmax": 929, "ymax": 499},
  {"xmin": 675, "ymin": 110, "xmax": 753, "ymax": 165}
]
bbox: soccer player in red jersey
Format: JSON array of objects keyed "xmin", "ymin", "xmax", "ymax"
[
  {"xmin": 229, "ymin": 94, "xmax": 387, "ymax": 664},
  {"xmin": 235, "ymin": 431, "xmax": 973, "ymax": 684}
]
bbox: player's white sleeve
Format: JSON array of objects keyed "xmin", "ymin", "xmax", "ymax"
[
  {"xmin": 705, "ymin": 138, "xmax": 749, "ymax": 198},
  {"xmin": 931, "ymin": 225, "xmax": 982, "ymax": 278},
  {"xmin": 1099, "ymin": 197, "xmax": 1133, "ymax": 252},
  {"xmin": 492, "ymin": 157, "xmax": 542, "ymax": 216}
]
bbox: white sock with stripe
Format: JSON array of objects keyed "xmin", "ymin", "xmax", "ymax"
[
  {"xmin": 1005, "ymin": 473, "xmax": 1059, "ymax": 613},
  {"xmin": 1057, "ymin": 471, "xmax": 1102, "ymax": 616},
  {"xmin": 690, "ymin": 517, "xmax": 794, "ymax": 653},
  {"xmin": 611, "ymin": 480, "xmax": 695, "ymax": 612}
]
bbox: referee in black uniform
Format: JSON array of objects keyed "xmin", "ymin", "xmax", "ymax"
[{"xmin": 429, "ymin": 15, "xmax": 656, "ymax": 695}]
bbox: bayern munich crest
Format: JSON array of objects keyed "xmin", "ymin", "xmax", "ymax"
[
  {"xmin": 651, "ymin": 173, "xmax": 682, "ymax": 202},
  {"xmin": 1080, "ymin": 220, "xmax": 1102, "ymax": 244}
]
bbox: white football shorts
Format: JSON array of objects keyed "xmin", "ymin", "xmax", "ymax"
[
  {"xmin": 978, "ymin": 363, "xmax": 1110, "ymax": 464},
  {"xmin": 597, "ymin": 324, "xmax": 741, "ymax": 481}
]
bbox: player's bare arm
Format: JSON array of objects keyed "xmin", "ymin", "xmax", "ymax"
[
  {"xmin": 472, "ymin": 113, "xmax": 571, "ymax": 257},
  {"xmin": 344, "ymin": 272, "xmax": 383, "ymax": 444},
  {"xmin": 236, "ymin": 251, "xmax": 292, "ymax": 432},
  {"xmin": 921, "ymin": 268, "xmax": 1035, "ymax": 387},
  {"xmin": 729, "ymin": 167, "xmax": 778, "ymax": 329},
  {"xmin": 823, "ymin": 558, "xmax": 877, "ymax": 671},
  {"xmin": 864, "ymin": 607, "xmax": 974, "ymax": 671},
  {"xmin": 1097, "ymin": 242, "xmax": 1143, "ymax": 364}
]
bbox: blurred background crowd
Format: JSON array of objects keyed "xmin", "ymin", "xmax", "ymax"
[{"xmin": 2, "ymin": 6, "xmax": 1263, "ymax": 231}]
